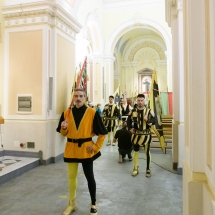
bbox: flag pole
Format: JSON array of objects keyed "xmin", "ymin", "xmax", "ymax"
[
  {"xmin": 66, "ymin": 56, "xmax": 87, "ymax": 119},
  {"xmin": 70, "ymin": 67, "xmax": 77, "ymax": 103}
]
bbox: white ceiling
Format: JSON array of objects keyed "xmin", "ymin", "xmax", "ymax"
[{"xmin": 114, "ymin": 28, "xmax": 166, "ymax": 56}]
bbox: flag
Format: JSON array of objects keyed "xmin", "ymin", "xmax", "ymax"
[
  {"xmin": 148, "ymin": 69, "xmax": 165, "ymax": 152},
  {"xmin": 68, "ymin": 56, "xmax": 87, "ymax": 112},
  {"xmin": 70, "ymin": 68, "xmax": 77, "ymax": 102},
  {"xmin": 168, "ymin": 92, "xmax": 173, "ymax": 115},
  {"xmin": 79, "ymin": 59, "xmax": 88, "ymax": 91},
  {"xmin": 77, "ymin": 57, "xmax": 87, "ymax": 91},
  {"xmin": 113, "ymin": 85, "xmax": 120, "ymax": 106},
  {"xmin": 160, "ymin": 92, "xmax": 169, "ymax": 115}
]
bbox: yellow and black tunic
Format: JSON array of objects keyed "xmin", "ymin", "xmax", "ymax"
[
  {"xmin": 127, "ymin": 106, "xmax": 155, "ymax": 146},
  {"xmin": 102, "ymin": 104, "xmax": 120, "ymax": 128},
  {"xmin": 57, "ymin": 105, "xmax": 107, "ymax": 163}
]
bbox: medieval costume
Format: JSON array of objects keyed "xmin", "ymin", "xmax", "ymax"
[
  {"xmin": 56, "ymin": 105, "xmax": 107, "ymax": 215},
  {"xmin": 127, "ymin": 105, "xmax": 155, "ymax": 177},
  {"xmin": 121, "ymin": 102, "xmax": 132, "ymax": 122},
  {"xmin": 102, "ymin": 101, "xmax": 121, "ymax": 146}
]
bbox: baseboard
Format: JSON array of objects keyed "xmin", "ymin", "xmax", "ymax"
[
  {"xmin": 173, "ymin": 162, "xmax": 178, "ymax": 170},
  {"xmin": 42, "ymin": 153, "xmax": 64, "ymax": 165},
  {"xmin": 177, "ymin": 167, "xmax": 183, "ymax": 175},
  {"xmin": 3, "ymin": 150, "xmax": 43, "ymax": 164},
  {"xmin": 1, "ymin": 150, "xmax": 64, "ymax": 165}
]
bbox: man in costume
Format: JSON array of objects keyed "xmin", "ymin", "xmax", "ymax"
[
  {"xmin": 121, "ymin": 99, "xmax": 133, "ymax": 122},
  {"xmin": 102, "ymin": 95, "xmax": 121, "ymax": 146},
  {"xmin": 56, "ymin": 89, "xmax": 107, "ymax": 215},
  {"xmin": 127, "ymin": 94, "xmax": 156, "ymax": 177}
]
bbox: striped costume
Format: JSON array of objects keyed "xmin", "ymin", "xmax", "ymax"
[
  {"xmin": 103, "ymin": 104, "xmax": 120, "ymax": 128},
  {"xmin": 127, "ymin": 106, "xmax": 155, "ymax": 173},
  {"xmin": 102, "ymin": 103, "xmax": 121, "ymax": 145}
]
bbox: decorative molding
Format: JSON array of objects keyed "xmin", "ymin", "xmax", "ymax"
[
  {"xmin": 103, "ymin": 0, "xmax": 164, "ymax": 11},
  {"xmin": 137, "ymin": 67, "xmax": 153, "ymax": 75},
  {"xmin": 2, "ymin": 1, "xmax": 82, "ymax": 38},
  {"xmin": 155, "ymin": 60, "xmax": 167, "ymax": 67},
  {"xmin": 128, "ymin": 41, "xmax": 166, "ymax": 61},
  {"xmin": 114, "ymin": 74, "xmax": 120, "ymax": 79},
  {"xmin": 92, "ymin": 54, "xmax": 116, "ymax": 63},
  {"xmin": 121, "ymin": 61, "xmax": 138, "ymax": 68},
  {"xmin": 106, "ymin": 18, "xmax": 172, "ymax": 56},
  {"xmin": 165, "ymin": 0, "xmax": 183, "ymax": 27}
]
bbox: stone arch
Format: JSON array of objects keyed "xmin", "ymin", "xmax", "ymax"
[
  {"xmin": 123, "ymin": 35, "xmax": 166, "ymax": 62},
  {"xmin": 106, "ymin": 19, "xmax": 171, "ymax": 56}
]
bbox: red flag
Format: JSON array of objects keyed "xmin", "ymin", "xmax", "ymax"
[{"xmin": 66, "ymin": 57, "xmax": 87, "ymax": 118}]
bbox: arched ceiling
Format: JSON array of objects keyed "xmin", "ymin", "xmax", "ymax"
[{"xmin": 114, "ymin": 28, "xmax": 166, "ymax": 60}]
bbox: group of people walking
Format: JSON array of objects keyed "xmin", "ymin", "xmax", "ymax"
[
  {"xmin": 56, "ymin": 89, "xmax": 156, "ymax": 215},
  {"xmin": 102, "ymin": 94, "xmax": 155, "ymax": 177}
]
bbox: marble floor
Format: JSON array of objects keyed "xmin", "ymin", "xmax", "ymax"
[{"xmin": 0, "ymin": 138, "xmax": 182, "ymax": 215}]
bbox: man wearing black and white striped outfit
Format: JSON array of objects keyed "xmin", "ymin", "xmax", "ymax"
[{"xmin": 127, "ymin": 94, "xmax": 156, "ymax": 177}]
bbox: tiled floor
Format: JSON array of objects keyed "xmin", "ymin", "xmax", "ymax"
[{"xmin": 0, "ymin": 138, "xmax": 182, "ymax": 215}]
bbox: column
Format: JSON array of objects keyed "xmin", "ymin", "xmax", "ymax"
[{"xmin": 182, "ymin": 0, "xmax": 215, "ymax": 214}]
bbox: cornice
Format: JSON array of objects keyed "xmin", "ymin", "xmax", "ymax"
[
  {"xmin": 137, "ymin": 68, "xmax": 153, "ymax": 75},
  {"xmin": 103, "ymin": 0, "xmax": 164, "ymax": 11},
  {"xmin": 165, "ymin": 0, "xmax": 183, "ymax": 27},
  {"xmin": 155, "ymin": 60, "xmax": 167, "ymax": 67},
  {"xmin": 121, "ymin": 61, "xmax": 138, "ymax": 68},
  {"xmin": 92, "ymin": 54, "xmax": 116, "ymax": 63},
  {"xmin": 2, "ymin": 1, "xmax": 82, "ymax": 38}
]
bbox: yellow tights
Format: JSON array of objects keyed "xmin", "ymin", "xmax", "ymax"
[
  {"xmin": 67, "ymin": 163, "xmax": 78, "ymax": 201},
  {"xmin": 133, "ymin": 151, "xmax": 139, "ymax": 169},
  {"xmin": 107, "ymin": 126, "xmax": 116, "ymax": 141}
]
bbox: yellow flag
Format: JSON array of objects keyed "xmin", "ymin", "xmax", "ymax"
[
  {"xmin": 148, "ymin": 69, "xmax": 165, "ymax": 152},
  {"xmin": 113, "ymin": 85, "xmax": 120, "ymax": 106}
]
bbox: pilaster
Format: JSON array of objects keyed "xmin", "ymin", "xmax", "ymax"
[
  {"xmin": 91, "ymin": 54, "xmax": 115, "ymax": 104},
  {"xmin": 1, "ymin": 1, "xmax": 82, "ymax": 162},
  {"xmin": 165, "ymin": 0, "xmax": 184, "ymax": 172},
  {"xmin": 183, "ymin": 0, "xmax": 215, "ymax": 214}
]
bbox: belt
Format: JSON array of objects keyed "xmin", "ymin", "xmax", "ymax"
[
  {"xmin": 105, "ymin": 117, "xmax": 116, "ymax": 120},
  {"xmin": 135, "ymin": 129, "xmax": 151, "ymax": 135},
  {"xmin": 67, "ymin": 137, "xmax": 92, "ymax": 147}
]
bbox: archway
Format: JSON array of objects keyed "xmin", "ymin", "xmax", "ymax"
[{"xmin": 106, "ymin": 19, "xmax": 172, "ymax": 56}]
